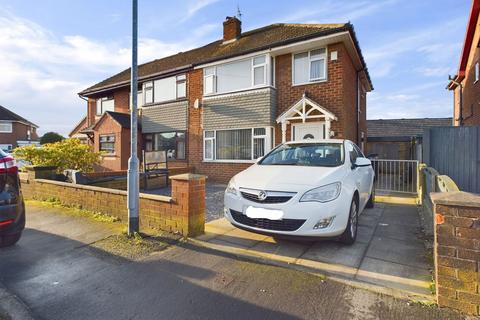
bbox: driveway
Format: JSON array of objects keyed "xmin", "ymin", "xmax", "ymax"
[{"xmin": 0, "ymin": 203, "xmax": 462, "ymax": 320}]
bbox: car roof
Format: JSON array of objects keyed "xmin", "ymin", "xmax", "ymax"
[{"xmin": 285, "ymin": 139, "xmax": 349, "ymax": 144}]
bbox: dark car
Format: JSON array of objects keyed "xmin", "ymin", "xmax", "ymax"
[{"xmin": 0, "ymin": 150, "xmax": 25, "ymax": 247}]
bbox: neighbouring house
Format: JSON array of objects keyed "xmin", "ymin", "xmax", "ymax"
[
  {"xmin": 367, "ymin": 118, "xmax": 453, "ymax": 161},
  {"xmin": 69, "ymin": 116, "xmax": 88, "ymax": 143},
  {"xmin": 448, "ymin": 0, "xmax": 480, "ymax": 125},
  {"xmin": 0, "ymin": 105, "xmax": 39, "ymax": 152},
  {"xmin": 76, "ymin": 16, "xmax": 373, "ymax": 180}
]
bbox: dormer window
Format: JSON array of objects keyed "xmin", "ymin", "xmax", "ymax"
[{"xmin": 293, "ymin": 48, "xmax": 327, "ymax": 85}]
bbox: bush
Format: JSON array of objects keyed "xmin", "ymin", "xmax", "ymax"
[
  {"xmin": 13, "ymin": 138, "xmax": 101, "ymax": 173},
  {"xmin": 40, "ymin": 132, "xmax": 65, "ymax": 145}
]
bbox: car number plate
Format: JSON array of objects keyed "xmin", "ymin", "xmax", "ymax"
[{"xmin": 245, "ymin": 206, "xmax": 283, "ymax": 220}]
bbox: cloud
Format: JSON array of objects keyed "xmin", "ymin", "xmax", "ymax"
[
  {"xmin": 0, "ymin": 9, "xmax": 211, "ymax": 135},
  {"xmin": 179, "ymin": 0, "xmax": 220, "ymax": 23}
]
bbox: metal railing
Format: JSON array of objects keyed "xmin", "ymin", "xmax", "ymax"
[{"xmin": 371, "ymin": 159, "xmax": 419, "ymax": 195}]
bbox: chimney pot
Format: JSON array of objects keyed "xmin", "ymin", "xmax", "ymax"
[{"xmin": 223, "ymin": 16, "xmax": 241, "ymax": 42}]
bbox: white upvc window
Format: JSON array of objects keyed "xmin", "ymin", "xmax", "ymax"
[
  {"xmin": 0, "ymin": 122, "xmax": 12, "ymax": 133},
  {"xmin": 176, "ymin": 74, "xmax": 187, "ymax": 98},
  {"xmin": 143, "ymin": 74, "xmax": 186, "ymax": 105},
  {"xmin": 129, "ymin": 90, "xmax": 143, "ymax": 108},
  {"xmin": 144, "ymin": 81, "xmax": 154, "ymax": 104},
  {"xmin": 203, "ymin": 127, "xmax": 273, "ymax": 162},
  {"xmin": 293, "ymin": 48, "xmax": 327, "ymax": 85},
  {"xmin": 203, "ymin": 54, "xmax": 272, "ymax": 95},
  {"xmin": 96, "ymin": 97, "xmax": 115, "ymax": 115}
]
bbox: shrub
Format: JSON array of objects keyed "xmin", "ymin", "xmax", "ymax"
[{"xmin": 13, "ymin": 138, "xmax": 101, "ymax": 173}]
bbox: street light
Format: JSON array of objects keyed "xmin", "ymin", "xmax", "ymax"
[{"xmin": 127, "ymin": 0, "xmax": 139, "ymax": 235}]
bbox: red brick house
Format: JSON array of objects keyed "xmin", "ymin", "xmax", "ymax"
[
  {"xmin": 448, "ymin": 0, "xmax": 480, "ymax": 125},
  {"xmin": 0, "ymin": 105, "xmax": 39, "ymax": 152},
  {"xmin": 76, "ymin": 17, "xmax": 373, "ymax": 180}
]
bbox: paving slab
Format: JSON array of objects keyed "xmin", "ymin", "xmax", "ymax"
[
  {"xmin": 375, "ymin": 221, "xmax": 422, "ymax": 242},
  {"xmin": 380, "ymin": 206, "xmax": 419, "ymax": 226},
  {"xmin": 356, "ymin": 257, "xmax": 432, "ymax": 295},
  {"xmin": 356, "ymin": 224, "xmax": 376, "ymax": 244}
]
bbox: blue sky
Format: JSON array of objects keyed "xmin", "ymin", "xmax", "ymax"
[{"xmin": 0, "ymin": 0, "xmax": 470, "ymax": 136}]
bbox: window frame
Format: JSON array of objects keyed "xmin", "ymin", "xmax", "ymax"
[
  {"xmin": 99, "ymin": 134, "xmax": 116, "ymax": 155},
  {"xmin": 292, "ymin": 47, "xmax": 328, "ymax": 86},
  {"xmin": 203, "ymin": 127, "xmax": 274, "ymax": 163},
  {"xmin": 95, "ymin": 97, "xmax": 115, "ymax": 116},
  {"xmin": 145, "ymin": 131, "xmax": 187, "ymax": 160},
  {"xmin": 142, "ymin": 74, "xmax": 187, "ymax": 106},
  {"xmin": 0, "ymin": 122, "xmax": 13, "ymax": 133}
]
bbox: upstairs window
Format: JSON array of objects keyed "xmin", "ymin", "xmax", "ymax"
[
  {"xmin": 96, "ymin": 97, "xmax": 115, "ymax": 115},
  {"xmin": 203, "ymin": 54, "xmax": 271, "ymax": 95},
  {"xmin": 0, "ymin": 122, "xmax": 12, "ymax": 133},
  {"xmin": 293, "ymin": 48, "xmax": 327, "ymax": 85},
  {"xmin": 143, "ymin": 74, "xmax": 187, "ymax": 105}
]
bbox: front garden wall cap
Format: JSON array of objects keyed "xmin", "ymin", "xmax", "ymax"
[
  {"xmin": 430, "ymin": 191, "xmax": 480, "ymax": 208},
  {"xmin": 26, "ymin": 166, "xmax": 58, "ymax": 171},
  {"xmin": 169, "ymin": 173, "xmax": 206, "ymax": 181}
]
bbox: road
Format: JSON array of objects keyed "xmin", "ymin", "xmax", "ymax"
[{"xmin": 0, "ymin": 203, "xmax": 465, "ymax": 320}]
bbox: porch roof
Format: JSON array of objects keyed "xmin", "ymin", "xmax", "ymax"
[{"xmin": 276, "ymin": 94, "xmax": 337, "ymax": 124}]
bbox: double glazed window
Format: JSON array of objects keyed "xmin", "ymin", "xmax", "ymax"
[
  {"xmin": 144, "ymin": 132, "xmax": 186, "ymax": 160},
  {"xmin": 203, "ymin": 55, "xmax": 270, "ymax": 95},
  {"xmin": 99, "ymin": 135, "xmax": 115, "ymax": 154},
  {"xmin": 143, "ymin": 74, "xmax": 186, "ymax": 105},
  {"xmin": 293, "ymin": 48, "xmax": 327, "ymax": 85},
  {"xmin": 96, "ymin": 97, "xmax": 115, "ymax": 115},
  {"xmin": 0, "ymin": 122, "xmax": 12, "ymax": 133},
  {"xmin": 203, "ymin": 127, "xmax": 272, "ymax": 161}
]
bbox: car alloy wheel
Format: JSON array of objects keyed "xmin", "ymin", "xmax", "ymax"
[{"xmin": 349, "ymin": 200, "xmax": 358, "ymax": 239}]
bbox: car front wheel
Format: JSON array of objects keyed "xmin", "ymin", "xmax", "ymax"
[
  {"xmin": 366, "ymin": 187, "xmax": 375, "ymax": 208},
  {"xmin": 340, "ymin": 198, "xmax": 358, "ymax": 245},
  {"xmin": 0, "ymin": 233, "xmax": 22, "ymax": 248}
]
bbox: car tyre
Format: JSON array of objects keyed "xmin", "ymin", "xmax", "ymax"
[
  {"xmin": 340, "ymin": 198, "xmax": 358, "ymax": 245},
  {"xmin": 366, "ymin": 187, "xmax": 375, "ymax": 208},
  {"xmin": 0, "ymin": 233, "xmax": 22, "ymax": 248}
]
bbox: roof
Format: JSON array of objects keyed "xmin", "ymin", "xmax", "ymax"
[
  {"xmin": 0, "ymin": 105, "xmax": 39, "ymax": 128},
  {"xmin": 448, "ymin": 0, "xmax": 480, "ymax": 90},
  {"xmin": 91, "ymin": 111, "xmax": 135, "ymax": 131},
  {"xmin": 69, "ymin": 116, "xmax": 87, "ymax": 137},
  {"xmin": 80, "ymin": 23, "xmax": 372, "ymax": 95},
  {"xmin": 367, "ymin": 118, "xmax": 453, "ymax": 138}
]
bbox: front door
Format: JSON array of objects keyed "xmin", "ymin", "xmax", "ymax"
[{"xmin": 292, "ymin": 123, "xmax": 325, "ymax": 141}]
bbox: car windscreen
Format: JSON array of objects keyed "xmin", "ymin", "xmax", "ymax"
[{"xmin": 259, "ymin": 143, "xmax": 344, "ymax": 167}]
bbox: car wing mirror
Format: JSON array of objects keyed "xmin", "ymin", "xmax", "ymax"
[{"xmin": 353, "ymin": 157, "xmax": 372, "ymax": 169}]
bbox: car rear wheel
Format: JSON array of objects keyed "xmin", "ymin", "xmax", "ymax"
[
  {"xmin": 340, "ymin": 198, "xmax": 358, "ymax": 245},
  {"xmin": 0, "ymin": 233, "xmax": 22, "ymax": 248}
]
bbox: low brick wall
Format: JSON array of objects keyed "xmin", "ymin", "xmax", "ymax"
[
  {"xmin": 432, "ymin": 192, "xmax": 480, "ymax": 315},
  {"xmin": 21, "ymin": 168, "xmax": 205, "ymax": 237}
]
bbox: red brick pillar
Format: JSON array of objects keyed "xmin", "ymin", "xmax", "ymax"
[
  {"xmin": 170, "ymin": 174, "xmax": 206, "ymax": 237},
  {"xmin": 431, "ymin": 191, "xmax": 480, "ymax": 315}
]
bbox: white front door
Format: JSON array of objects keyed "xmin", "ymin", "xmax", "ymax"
[{"xmin": 292, "ymin": 123, "xmax": 325, "ymax": 141}]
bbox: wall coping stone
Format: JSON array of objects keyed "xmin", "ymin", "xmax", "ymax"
[
  {"xmin": 35, "ymin": 179, "xmax": 172, "ymax": 203},
  {"xmin": 431, "ymin": 191, "xmax": 480, "ymax": 208},
  {"xmin": 25, "ymin": 166, "xmax": 57, "ymax": 171},
  {"xmin": 170, "ymin": 173, "xmax": 206, "ymax": 181}
]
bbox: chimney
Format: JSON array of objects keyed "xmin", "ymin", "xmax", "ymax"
[{"xmin": 223, "ymin": 16, "xmax": 241, "ymax": 42}]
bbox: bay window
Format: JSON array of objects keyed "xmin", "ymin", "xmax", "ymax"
[
  {"xmin": 96, "ymin": 97, "xmax": 115, "ymax": 115},
  {"xmin": 293, "ymin": 48, "xmax": 327, "ymax": 85},
  {"xmin": 203, "ymin": 54, "xmax": 272, "ymax": 95},
  {"xmin": 203, "ymin": 127, "xmax": 273, "ymax": 161},
  {"xmin": 144, "ymin": 131, "xmax": 186, "ymax": 160},
  {"xmin": 143, "ymin": 74, "xmax": 186, "ymax": 105}
]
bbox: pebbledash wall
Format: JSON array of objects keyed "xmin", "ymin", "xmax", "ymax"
[
  {"xmin": 431, "ymin": 191, "xmax": 480, "ymax": 315},
  {"xmin": 20, "ymin": 168, "xmax": 205, "ymax": 237}
]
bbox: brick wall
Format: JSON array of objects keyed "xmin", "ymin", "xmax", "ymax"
[
  {"xmin": 0, "ymin": 122, "xmax": 39, "ymax": 148},
  {"xmin": 21, "ymin": 169, "xmax": 206, "ymax": 237},
  {"xmin": 431, "ymin": 191, "xmax": 480, "ymax": 315}
]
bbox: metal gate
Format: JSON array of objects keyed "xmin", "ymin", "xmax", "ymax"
[{"xmin": 371, "ymin": 159, "xmax": 419, "ymax": 195}]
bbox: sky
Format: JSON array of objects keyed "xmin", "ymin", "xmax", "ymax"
[{"xmin": 0, "ymin": 0, "xmax": 471, "ymax": 136}]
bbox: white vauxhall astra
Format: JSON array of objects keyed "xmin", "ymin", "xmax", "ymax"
[{"xmin": 224, "ymin": 139, "xmax": 375, "ymax": 244}]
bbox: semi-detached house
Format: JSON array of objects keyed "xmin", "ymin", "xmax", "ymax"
[{"xmin": 73, "ymin": 16, "xmax": 373, "ymax": 181}]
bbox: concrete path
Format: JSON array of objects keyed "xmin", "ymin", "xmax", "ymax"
[
  {"xmin": 193, "ymin": 203, "xmax": 434, "ymax": 301},
  {"xmin": 0, "ymin": 203, "xmax": 463, "ymax": 320}
]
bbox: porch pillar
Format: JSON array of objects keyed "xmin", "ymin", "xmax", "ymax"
[
  {"xmin": 281, "ymin": 121, "xmax": 288, "ymax": 143},
  {"xmin": 325, "ymin": 119, "xmax": 331, "ymax": 139}
]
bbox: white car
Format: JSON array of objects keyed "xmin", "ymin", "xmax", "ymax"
[{"xmin": 224, "ymin": 139, "xmax": 375, "ymax": 244}]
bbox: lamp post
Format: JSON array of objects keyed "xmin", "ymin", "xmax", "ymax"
[{"xmin": 127, "ymin": 0, "xmax": 139, "ymax": 235}]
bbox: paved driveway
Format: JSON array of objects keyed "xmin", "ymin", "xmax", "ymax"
[{"xmin": 0, "ymin": 204, "xmax": 462, "ymax": 320}]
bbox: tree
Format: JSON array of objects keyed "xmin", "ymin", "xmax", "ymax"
[
  {"xmin": 40, "ymin": 132, "xmax": 65, "ymax": 145},
  {"xmin": 13, "ymin": 138, "xmax": 102, "ymax": 173}
]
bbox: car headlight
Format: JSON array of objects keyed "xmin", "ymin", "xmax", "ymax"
[
  {"xmin": 300, "ymin": 182, "xmax": 342, "ymax": 203},
  {"xmin": 225, "ymin": 178, "xmax": 238, "ymax": 196}
]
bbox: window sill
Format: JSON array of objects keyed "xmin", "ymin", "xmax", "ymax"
[{"xmin": 292, "ymin": 79, "xmax": 328, "ymax": 87}]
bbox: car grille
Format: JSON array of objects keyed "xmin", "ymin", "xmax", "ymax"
[
  {"xmin": 230, "ymin": 209, "xmax": 306, "ymax": 232},
  {"xmin": 240, "ymin": 191, "xmax": 294, "ymax": 204}
]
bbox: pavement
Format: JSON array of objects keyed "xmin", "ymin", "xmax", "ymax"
[
  {"xmin": 193, "ymin": 202, "xmax": 435, "ymax": 301},
  {"xmin": 0, "ymin": 203, "xmax": 466, "ymax": 320}
]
